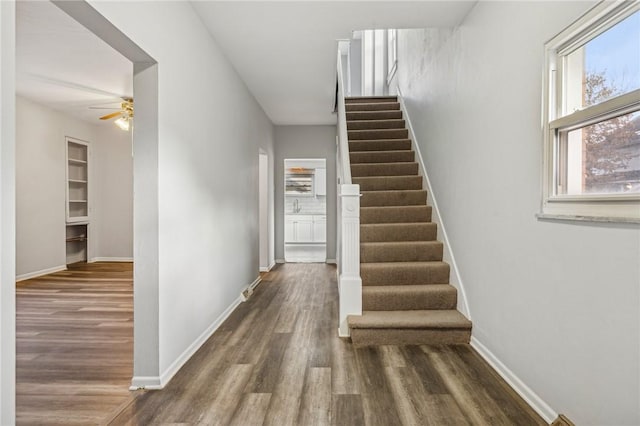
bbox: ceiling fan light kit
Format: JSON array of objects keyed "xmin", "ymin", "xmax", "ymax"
[{"xmin": 97, "ymin": 98, "xmax": 133, "ymax": 131}]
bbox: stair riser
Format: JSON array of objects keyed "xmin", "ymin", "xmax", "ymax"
[
  {"xmin": 349, "ymin": 129, "xmax": 408, "ymax": 140},
  {"xmin": 361, "ymin": 191, "xmax": 427, "ymax": 207},
  {"xmin": 345, "ymin": 96, "xmax": 398, "ymax": 104},
  {"xmin": 361, "ymin": 242, "xmax": 443, "ymax": 263},
  {"xmin": 361, "ymin": 223, "xmax": 437, "ymax": 242},
  {"xmin": 347, "ymin": 111, "xmax": 403, "ymax": 121},
  {"xmin": 346, "ymin": 102, "xmax": 400, "ymax": 112},
  {"xmin": 361, "ymin": 206, "xmax": 432, "ymax": 224},
  {"xmin": 351, "ymin": 163, "xmax": 418, "ymax": 177},
  {"xmin": 350, "ymin": 151, "xmax": 415, "ymax": 164},
  {"xmin": 349, "ymin": 140, "xmax": 411, "ymax": 152},
  {"xmin": 350, "ymin": 328, "xmax": 471, "ymax": 346},
  {"xmin": 363, "ymin": 288, "xmax": 457, "ymax": 311},
  {"xmin": 354, "ymin": 176, "xmax": 423, "ymax": 192},
  {"xmin": 347, "ymin": 120, "xmax": 406, "ymax": 130},
  {"xmin": 361, "ymin": 263, "xmax": 450, "ymax": 286}
]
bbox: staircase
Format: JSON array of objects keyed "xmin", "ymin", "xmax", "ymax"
[{"xmin": 345, "ymin": 96, "xmax": 472, "ymax": 346}]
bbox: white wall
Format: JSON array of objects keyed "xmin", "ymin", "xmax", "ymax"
[
  {"xmin": 86, "ymin": 1, "xmax": 276, "ymax": 383},
  {"xmin": 275, "ymin": 126, "xmax": 337, "ymax": 261},
  {"xmin": 92, "ymin": 123, "xmax": 133, "ymax": 260},
  {"xmin": 396, "ymin": 2, "xmax": 640, "ymax": 425},
  {"xmin": 0, "ymin": 0, "xmax": 16, "ymax": 422},
  {"xmin": 15, "ymin": 96, "xmax": 133, "ymax": 278}
]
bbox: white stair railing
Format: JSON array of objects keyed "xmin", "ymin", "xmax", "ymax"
[{"xmin": 336, "ymin": 42, "xmax": 362, "ymax": 337}]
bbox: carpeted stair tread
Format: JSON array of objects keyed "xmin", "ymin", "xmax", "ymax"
[
  {"xmin": 347, "ymin": 119, "xmax": 406, "ymax": 130},
  {"xmin": 346, "ymin": 102, "xmax": 400, "ymax": 112},
  {"xmin": 349, "ymin": 139, "xmax": 412, "ymax": 152},
  {"xmin": 346, "ymin": 96, "xmax": 398, "ymax": 103},
  {"xmin": 350, "ymin": 150, "xmax": 415, "ymax": 164},
  {"xmin": 354, "ymin": 176, "xmax": 423, "ymax": 191},
  {"xmin": 363, "ymin": 284, "xmax": 457, "ymax": 311},
  {"xmin": 361, "ymin": 261, "xmax": 450, "ymax": 286},
  {"xmin": 348, "ymin": 310, "xmax": 471, "ymax": 330},
  {"xmin": 361, "ymin": 205, "xmax": 432, "ymax": 224},
  {"xmin": 351, "ymin": 162, "xmax": 419, "ymax": 177},
  {"xmin": 361, "ymin": 223, "xmax": 438, "ymax": 242},
  {"xmin": 361, "ymin": 241, "xmax": 443, "ymax": 263},
  {"xmin": 361, "ymin": 190, "xmax": 427, "ymax": 207},
  {"xmin": 347, "ymin": 111, "xmax": 403, "ymax": 121},
  {"xmin": 348, "ymin": 128, "xmax": 408, "ymax": 140},
  {"xmin": 346, "ymin": 95, "xmax": 471, "ymax": 346}
]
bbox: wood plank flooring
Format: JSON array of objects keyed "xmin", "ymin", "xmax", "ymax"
[
  {"xmin": 107, "ymin": 263, "xmax": 545, "ymax": 425},
  {"xmin": 16, "ymin": 262, "xmax": 133, "ymax": 425}
]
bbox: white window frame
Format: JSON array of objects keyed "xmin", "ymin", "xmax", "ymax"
[
  {"xmin": 540, "ymin": 1, "xmax": 640, "ymax": 223},
  {"xmin": 387, "ymin": 29, "xmax": 397, "ymax": 85}
]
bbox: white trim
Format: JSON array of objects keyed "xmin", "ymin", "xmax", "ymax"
[
  {"xmin": 471, "ymin": 337, "xmax": 557, "ymax": 423},
  {"xmin": 89, "ymin": 257, "xmax": 133, "ymax": 263},
  {"xmin": 130, "ymin": 292, "xmax": 244, "ymax": 391},
  {"xmin": 397, "ymin": 88, "xmax": 472, "ymax": 320},
  {"xmin": 275, "ymin": 258, "xmax": 286, "ymax": 264},
  {"xmin": 259, "ymin": 260, "xmax": 276, "ymax": 272},
  {"xmin": 325, "ymin": 258, "xmax": 337, "ymax": 264},
  {"xmin": 241, "ymin": 276, "xmax": 262, "ymax": 301},
  {"xmin": 16, "ymin": 265, "xmax": 67, "ymax": 282},
  {"xmin": 541, "ymin": 1, "xmax": 640, "ymax": 222}
]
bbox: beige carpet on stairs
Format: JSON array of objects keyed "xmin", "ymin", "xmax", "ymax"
[{"xmin": 345, "ymin": 95, "xmax": 472, "ymax": 346}]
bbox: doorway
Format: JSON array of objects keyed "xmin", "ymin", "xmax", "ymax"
[{"xmin": 284, "ymin": 158, "xmax": 327, "ymax": 263}]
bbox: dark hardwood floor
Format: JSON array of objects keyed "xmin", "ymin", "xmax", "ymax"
[
  {"xmin": 16, "ymin": 262, "xmax": 134, "ymax": 425},
  {"xmin": 108, "ymin": 263, "xmax": 545, "ymax": 426},
  {"xmin": 16, "ymin": 261, "xmax": 545, "ymax": 425}
]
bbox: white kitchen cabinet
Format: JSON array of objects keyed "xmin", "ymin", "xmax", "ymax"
[
  {"xmin": 285, "ymin": 218, "xmax": 296, "ymax": 242},
  {"xmin": 285, "ymin": 215, "xmax": 314, "ymax": 243},
  {"xmin": 313, "ymin": 216, "xmax": 326, "ymax": 242},
  {"xmin": 315, "ymin": 168, "xmax": 326, "ymax": 196}
]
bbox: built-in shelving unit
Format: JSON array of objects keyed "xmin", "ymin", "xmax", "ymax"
[
  {"xmin": 66, "ymin": 223, "xmax": 88, "ymax": 264},
  {"xmin": 66, "ymin": 137, "xmax": 89, "ymax": 223},
  {"xmin": 65, "ymin": 137, "xmax": 89, "ymax": 264}
]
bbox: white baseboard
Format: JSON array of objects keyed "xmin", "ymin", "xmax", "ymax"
[
  {"xmin": 89, "ymin": 257, "xmax": 133, "ymax": 263},
  {"xmin": 397, "ymin": 88, "xmax": 472, "ymax": 320},
  {"xmin": 16, "ymin": 264, "xmax": 67, "ymax": 282},
  {"xmin": 470, "ymin": 337, "xmax": 556, "ymax": 423},
  {"xmin": 130, "ymin": 293, "xmax": 244, "ymax": 391},
  {"xmin": 259, "ymin": 260, "xmax": 276, "ymax": 272},
  {"xmin": 326, "ymin": 258, "xmax": 337, "ymax": 264},
  {"xmin": 275, "ymin": 258, "xmax": 286, "ymax": 264}
]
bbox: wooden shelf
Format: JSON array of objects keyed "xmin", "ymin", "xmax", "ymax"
[
  {"xmin": 68, "ymin": 179, "xmax": 87, "ymax": 184},
  {"xmin": 68, "ymin": 158, "xmax": 87, "ymax": 165},
  {"xmin": 69, "ymin": 200, "xmax": 87, "ymax": 203}
]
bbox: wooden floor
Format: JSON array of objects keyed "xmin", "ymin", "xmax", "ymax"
[
  {"xmin": 16, "ymin": 262, "xmax": 544, "ymax": 425},
  {"xmin": 109, "ymin": 263, "xmax": 545, "ymax": 425},
  {"xmin": 16, "ymin": 262, "xmax": 134, "ymax": 425}
]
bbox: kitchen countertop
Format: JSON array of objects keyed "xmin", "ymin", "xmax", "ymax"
[{"xmin": 285, "ymin": 212, "xmax": 326, "ymax": 216}]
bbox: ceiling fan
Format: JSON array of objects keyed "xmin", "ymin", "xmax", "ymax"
[{"xmin": 90, "ymin": 98, "xmax": 134, "ymax": 131}]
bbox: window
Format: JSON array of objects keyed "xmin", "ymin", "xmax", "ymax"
[
  {"xmin": 542, "ymin": 2, "xmax": 640, "ymax": 222},
  {"xmin": 387, "ymin": 29, "xmax": 397, "ymax": 84}
]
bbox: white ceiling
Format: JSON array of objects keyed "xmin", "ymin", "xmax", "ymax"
[
  {"xmin": 16, "ymin": 1, "xmax": 132, "ymax": 125},
  {"xmin": 191, "ymin": 1, "xmax": 477, "ymax": 125},
  {"xmin": 15, "ymin": 1, "xmax": 475, "ymax": 127}
]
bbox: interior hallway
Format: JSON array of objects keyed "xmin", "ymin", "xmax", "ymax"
[
  {"xmin": 108, "ymin": 263, "xmax": 544, "ymax": 425},
  {"xmin": 16, "ymin": 262, "xmax": 133, "ymax": 425}
]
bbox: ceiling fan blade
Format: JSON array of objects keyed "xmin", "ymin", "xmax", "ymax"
[{"xmin": 99, "ymin": 111, "xmax": 122, "ymax": 120}]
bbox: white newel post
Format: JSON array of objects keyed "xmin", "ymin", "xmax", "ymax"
[{"xmin": 338, "ymin": 183, "xmax": 361, "ymax": 336}]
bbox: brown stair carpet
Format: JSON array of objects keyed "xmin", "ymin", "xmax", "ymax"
[{"xmin": 345, "ymin": 95, "xmax": 472, "ymax": 346}]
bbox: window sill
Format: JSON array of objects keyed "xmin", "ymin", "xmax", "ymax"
[{"xmin": 536, "ymin": 213, "xmax": 640, "ymax": 225}]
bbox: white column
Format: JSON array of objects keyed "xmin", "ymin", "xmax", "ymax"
[{"xmin": 338, "ymin": 183, "xmax": 361, "ymax": 337}]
